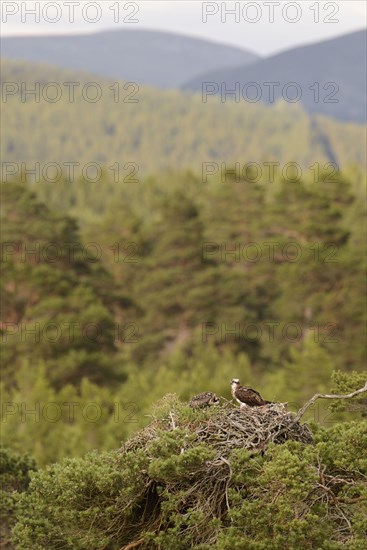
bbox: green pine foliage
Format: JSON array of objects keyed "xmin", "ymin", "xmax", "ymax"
[
  {"xmin": 1, "ymin": 167, "xmax": 366, "ymax": 466},
  {"xmin": 10, "ymin": 395, "xmax": 367, "ymax": 549},
  {"xmin": 0, "ymin": 361, "xmax": 136, "ymax": 466},
  {"xmin": 1, "ymin": 58, "xmax": 366, "ymax": 547},
  {"xmin": 1, "ymin": 183, "xmax": 123, "ymax": 389},
  {"xmin": 0, "ymin": 447, "xmax": 37, "ymax": 547}
]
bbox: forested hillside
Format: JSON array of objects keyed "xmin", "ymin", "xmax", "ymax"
[
  {"xmin": 1, "ymin": 53, "xmax": 366, "ymax": 550},
  {"xmin": 1, "ymin": 60, "xmax": 366, "ymax": 175},
  {"xmin": 1, "ymin": 164, "xmax": 366, "ymax": 466}
]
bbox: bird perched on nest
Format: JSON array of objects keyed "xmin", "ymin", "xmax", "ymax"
[
  {"xmin": 189, "ymin": 392, "xmax": 220, "ymax": 409},
  {"xmin": 231, "ymin": 378, "xmax": 272, "ymax": 407}
]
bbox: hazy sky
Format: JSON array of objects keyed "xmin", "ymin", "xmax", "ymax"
[{"xmin": 1, "ymin": 1, "xmax": 366, "ymax": 55}]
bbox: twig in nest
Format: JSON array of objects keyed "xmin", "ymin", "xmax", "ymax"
[
  {"xmin": 219, "ymin": 457, "xmax": 232, "ymax": 512},
  {"xmin": 120, "ymin": 538, "xmax": 144, "ymax": 550},
  {"xmin": 293, "ymin": 382, "xmax": 367, "ymax": 423},
  {"xmin": 169, "ymin": 411, "xmax": 176, "ymax": 429}
]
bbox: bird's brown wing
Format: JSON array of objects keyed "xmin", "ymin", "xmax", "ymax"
[{"xmin": 237, "ymin": 387, "xmax": 268, "ymax": 406}]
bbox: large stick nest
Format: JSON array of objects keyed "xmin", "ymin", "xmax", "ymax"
[
  {"xmin": 116, "ymin": 397, "xmax": 316, "ymax": 548},
  {"xmin": 114, "ymin": 390, "xmax": 365, "ymax": 548},
  {"xmin": 195, "ymin": 402, "xmax": 313, "ymax": 455},
  {"xmin": 121, "ymin": 397, "xmax": 313, "ymax": 457}
]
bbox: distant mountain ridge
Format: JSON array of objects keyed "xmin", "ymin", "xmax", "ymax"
[
  {"xmin": 183, "ymin": 30, "xmax": 367, "ymax": 123},
  {"xmin": 0, "ymin": 29, "xmax": 259, "ymax": 89},
  {"xmin": 2, "ymin": 28, "xmax": 365, "ymax": 122}
]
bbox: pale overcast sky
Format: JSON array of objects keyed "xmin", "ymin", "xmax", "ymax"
[{"xmin": 1, "ymin": 1, "xmax": 366, "ymax": 55}]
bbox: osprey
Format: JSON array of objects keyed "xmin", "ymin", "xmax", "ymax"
[
  {"xmin": 189, "ymin": 392, "xmax": 220, "ymax": 409},
  {"xmin": 231, "ymin": 379, "xmax": 271, "ymax": 407}
]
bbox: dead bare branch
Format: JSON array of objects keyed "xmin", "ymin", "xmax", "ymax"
[{"xmin": 293, "ymin": 382, "xmax": 367, "ymax": 423}]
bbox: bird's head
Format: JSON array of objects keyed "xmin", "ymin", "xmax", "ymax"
[
  {"xmin": 231, "ymin": 378, "xmax": 240, "ymax": 387},
  {"xmin": 209, "ymin": 394, "xmax": 220, "ymax": 406}
]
